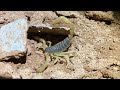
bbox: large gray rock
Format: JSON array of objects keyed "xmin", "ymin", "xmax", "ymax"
[{"xmin": 0, "ymin": 17, "xmax": 28, "ymax": 61}]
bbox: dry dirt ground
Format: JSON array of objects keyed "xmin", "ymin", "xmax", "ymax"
[{"xmin": 0, "ymin": 11, "xmax": 120, "ymax": 79}]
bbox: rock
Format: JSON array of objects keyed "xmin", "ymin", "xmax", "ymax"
[
  {"xmin": 28, "ymin": 11, "xmax": 72, "ymax": 36},
  {"xmin": 18, "ymin": 67, "xmax": 33, "ymax": 79},
  {"xmin": 0, "ymin": 62, "xmax": 13, "ymax": 79},
  {"xmin": 0, "ymin": 62, "xmax": 20, "ymax": 79},
  {"xmin": 0, "ymin": 17, "xmax": 28, "ymax": 61},
  {"xmin": 101, "ymin": 69, "xmax": 120, "ymax": 79},
  {"xmin": 84, "ymin": 11, "xmax": 114, "ymax": 21},
  {"xmin": 87, "ymin": 58, "xmax": 118, "ymax": 70},
  {"xmin": 30, "ymin": 11, "xmax": 57, "ymax": 26},
  {"xmin": 56, "ymin": 11, "xmax": 80, "ymax": 18},
  {"xmin": 82, "ymin": 71, "xmax": 103, "ymax": 79},
  {"xmin": 32, "ymin": 73, "xmax": 45, "ymax": 79},
  {"xmin": 0, "ymin": 11, "xmax": 25, "ymax": 25},
  {"xmin": 50, "ymin": 70, "xmax": 72, "ymax": 79}
]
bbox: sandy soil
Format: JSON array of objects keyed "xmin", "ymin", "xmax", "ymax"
[{"xmin": 0, "ymin": 11, "xmax": 120, "ymax": 79}]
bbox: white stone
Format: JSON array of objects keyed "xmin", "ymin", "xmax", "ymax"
[{"xmin": 0, "ymin": 17, "xmax": 28, "ymax": 60}]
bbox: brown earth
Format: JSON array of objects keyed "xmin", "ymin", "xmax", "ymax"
[{"xmin": 0, "ymin": 11, "xmax": 120, "ymax": 79}]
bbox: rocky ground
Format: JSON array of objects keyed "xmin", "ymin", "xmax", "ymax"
[{"xmin": 0, "ymin": 11, "xmax": 120, "ymax": 79}]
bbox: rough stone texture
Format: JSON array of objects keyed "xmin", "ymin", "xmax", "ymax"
[
  {"xmin": 0, "ymin": 11, "xmax": 25, "ymax": 27},
  {"xmin": 86, "ymin": 58, "xmax": 118, "ymax": 70},
  {"xmin": 0, "ymin": 62, "xmax": 20, "ymax": 79},
  {"xmin": 0, "ymin": 17, "xmax": 28, "ymax": 61},
  {"xmin": 30, "ymin": 11, "xmax": 58, "ymax": 26},
  {"xmin": 18, "ymin": 67, "xmax": 33, "ymax": 79},
  {"xmin": 28, "ymin": 11, "xmax": 71, "ymax": 36},
  {"xmin": 0, "ymin": 11, "xmax": 120, "ymax": 79},
  {"xmin": 46, "ymin": 64, "xmax": 75, "ymax": 79},
  {"xmin": 101, "ymin": 67, "xmax": 120, "ymax": 79},
  {"xmin": 56, "ymin": 11, "xmax": 80, "ymax": 18},
  {"xmin": 82, "ymin": 71, "xmax": 103, "ymax": 79},
  {"xmin": 32, "ymin": 73, "xmax": 45, "ymax": 79},
  {"xmin": 84, "ymin": 11, "xmax": 114, "ymax": 21}
]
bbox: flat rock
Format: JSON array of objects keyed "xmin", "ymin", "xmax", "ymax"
[
  {"xmin": 28, "ymin": 11, "xmax": 71, "ymax": 35},
  {"xmin": 56, "ymin": 11, "xmax": 80, "ymax": 18},
  {"xmin": 84, "ymin": 11, "xmax": 114, "ymax": 21},
  {"xmin": 0, "ymin": 17, "xmax": 28, "ymax": 61}
]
